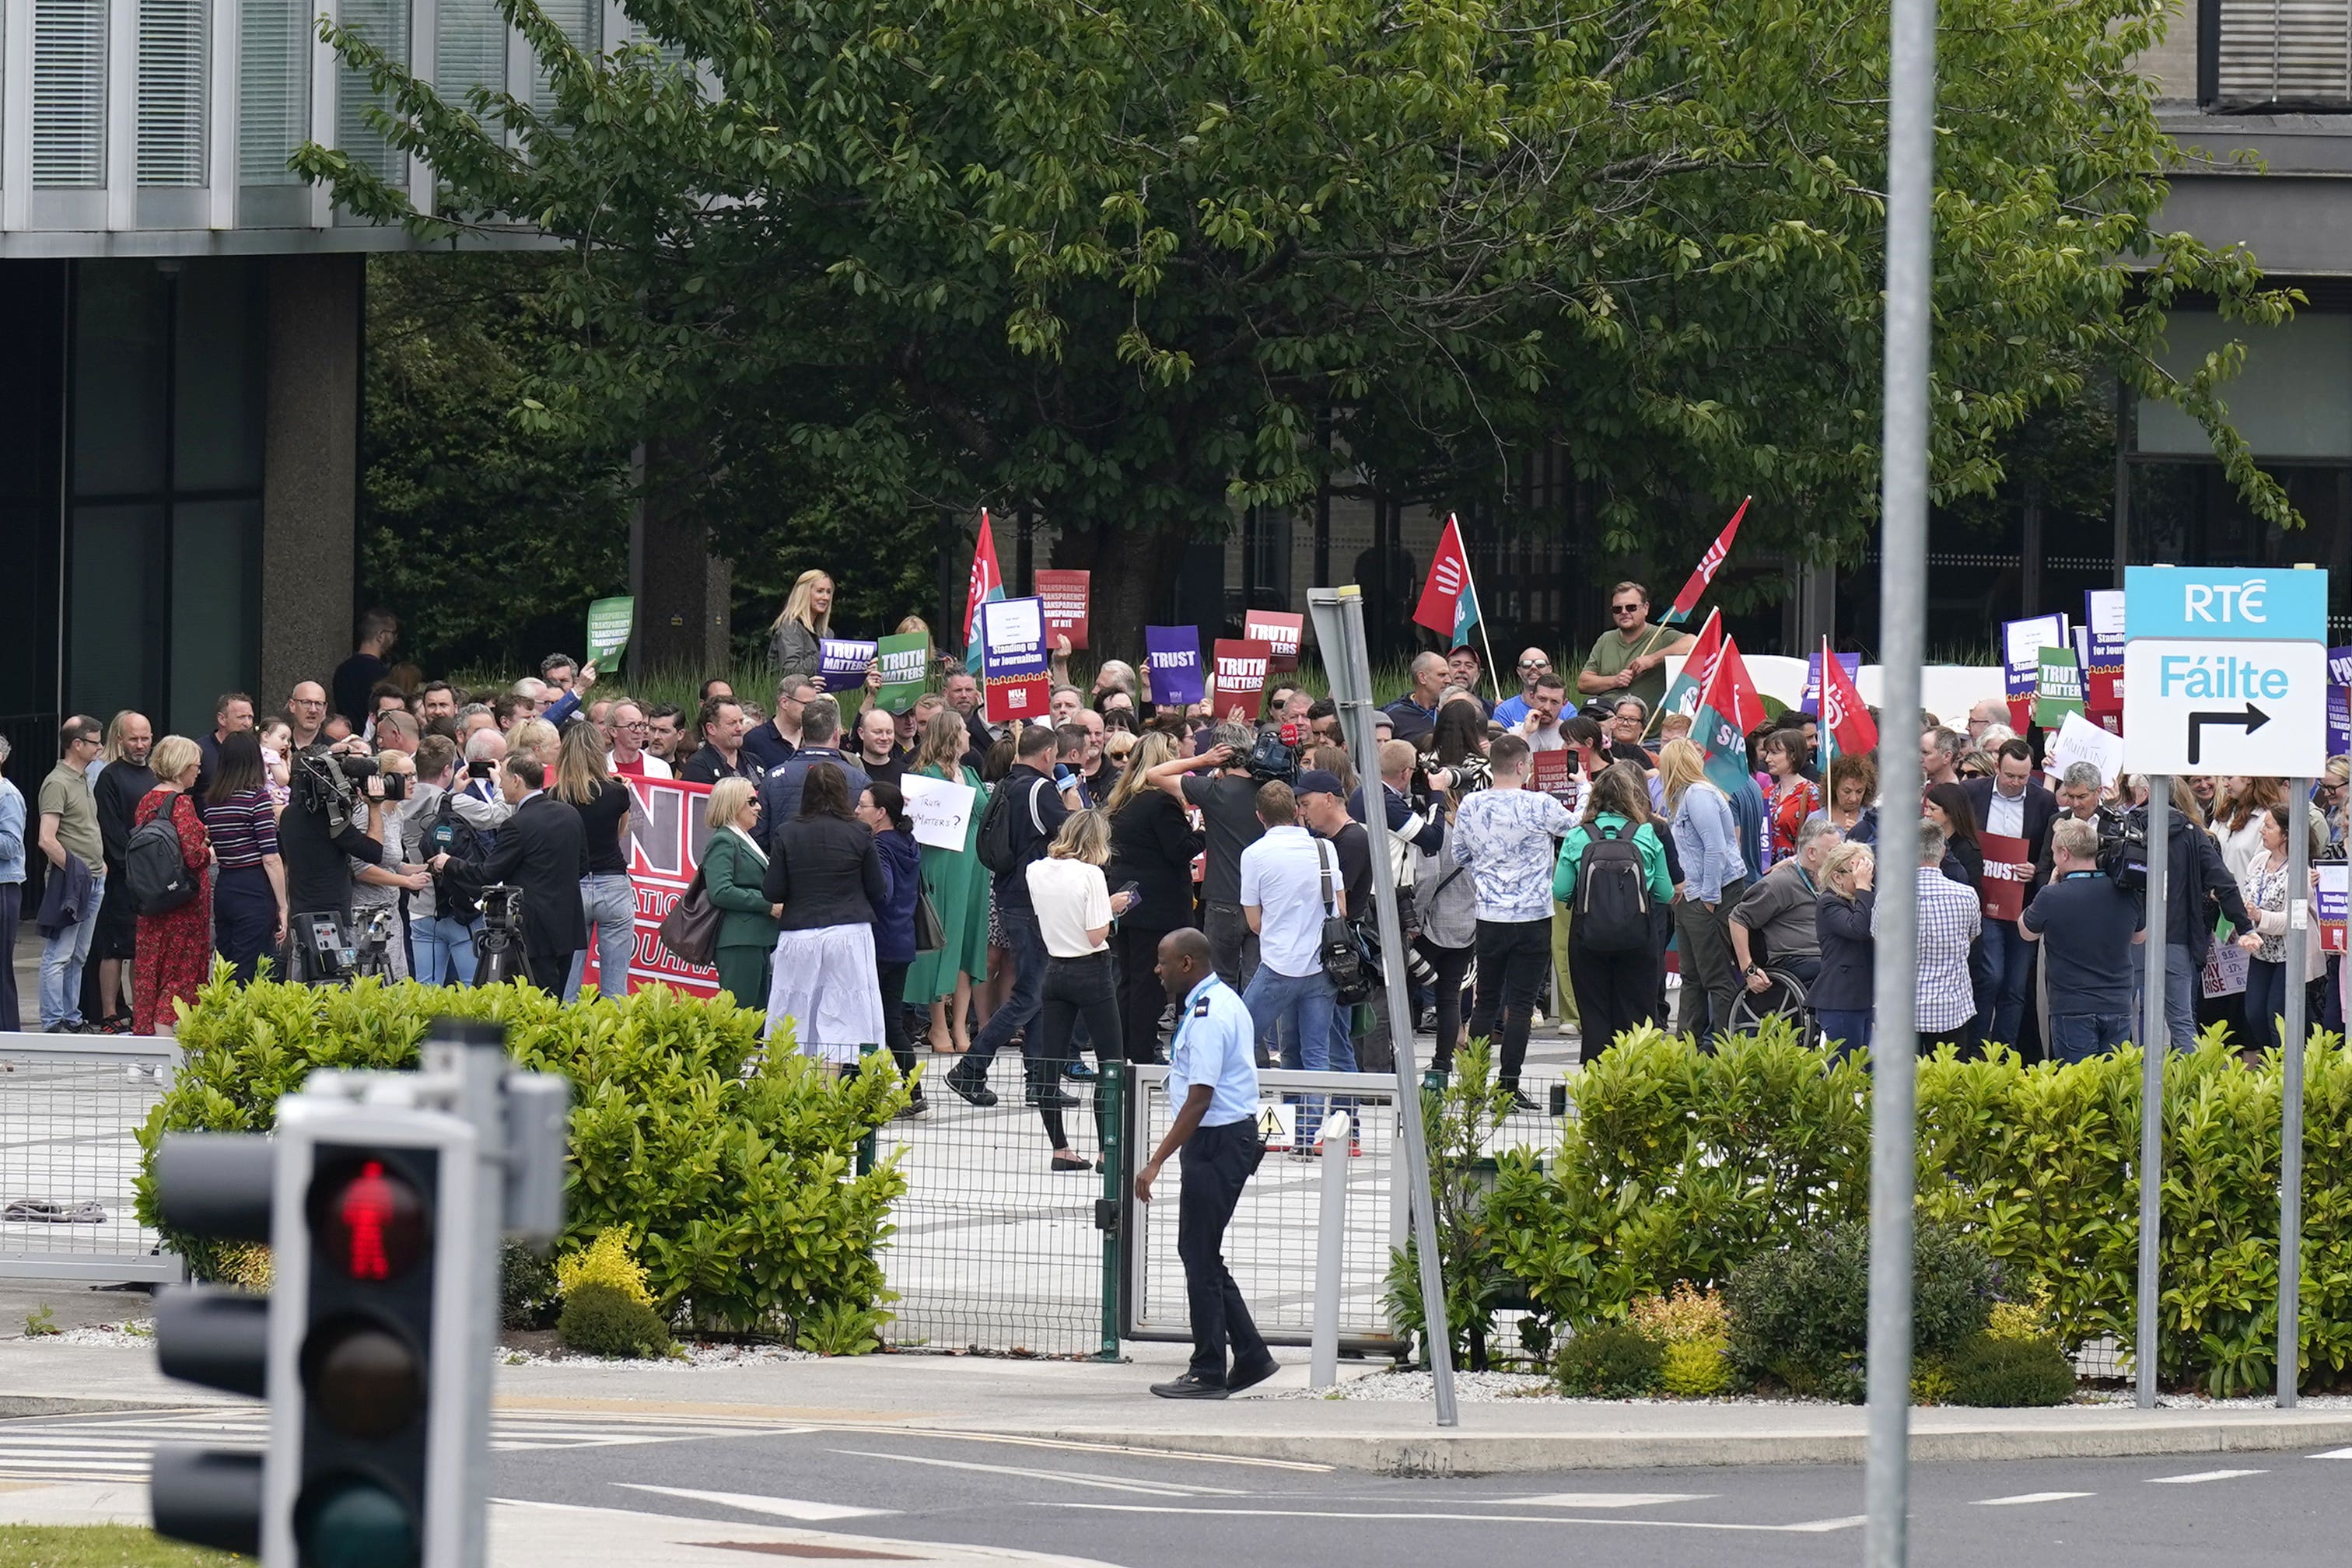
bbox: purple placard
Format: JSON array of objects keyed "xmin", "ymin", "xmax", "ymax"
[
  {"xmin": 2004, "ymin": 614, "xmax": 2068, "ymax": 698},
  {"xmin": 2329, "ymin": 646, "xmax": 2352, "ymax": 688},
  {"xmin": 1145, "ymin": 625, "xmax": 1204, "ymax": 708},
  {"xmin": 1801, "ymin": 652, "xmax": 1862, "ymax": 716},
  {"xmin": 2332, "ymin": 684, "xmax": 2350, "ymax": 759},
  {"xmin": 818, "ymin": 638, "xmax": 877, "ymax": 681}
]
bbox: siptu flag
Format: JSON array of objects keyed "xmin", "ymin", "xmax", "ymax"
[
  {"xmin": 962, "ymin": 509, "xmax": 1006, "ymax": 674},
  {"xmin": 1665, "ymin": 497, "xmax": 1751, "ymax": 625},
  {"xmin": 1411, "ymin": 514, "xmax": 1482, "ymax": 646},
  {"xmin": 1693, "ymin": 633, "xmax": 1768, "ymax": 799},
  {"xmin": 1817, "ymin": 637, "xmax": 1878, "ymax": 774},
  {"xmin": 1657, "ymin": 607, "xmax": 1724, "ymax": 721}
]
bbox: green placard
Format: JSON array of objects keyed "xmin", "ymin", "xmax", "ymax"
[
  {"xmin": 876, "ymin": 632, "xmax": 932, "ymax": 714},
  {"xmin": 586, "ymin": 596, "xmax": 635, "ymax": 668},
  {"xmin": 2034, "ymin": 645, "xmax": 2084, "ymax": 728}
]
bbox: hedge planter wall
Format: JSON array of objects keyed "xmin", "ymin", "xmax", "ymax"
[{"xmin": 135, "ymin": 970, "xmax": 907, "ymax": 1342}]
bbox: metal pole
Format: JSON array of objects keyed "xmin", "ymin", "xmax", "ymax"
[
  {"xmin": 1098, "ymin": 1062, "xmax": 1125, "ymax": 1363},
  {"xmin": 422, "ymin": 1018, "xmax": 513, "ymax": 1568},
  {"xmin": 2280, "ymin": 780, "xmax": 2310, "ymax": 1406},
  {"xmin": 1308, "ymin": 585, "xmax": 1458, "ymax": 1427},
  {"xmin": 1310, "ymin": 1111, "xmax": 1353, "ymax": 1391},
  {"xmin": 1863, "ymin": 0, "xmax": 1936, "ymax": 1545},
  {"xmin": 2139, "ymin": 778, "xmax": 2171, "ymax": 1408}
]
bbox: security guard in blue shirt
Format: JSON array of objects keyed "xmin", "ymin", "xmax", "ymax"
[{"xmin": 1135, "ymin": 928, "xmax": 1277, "ymax": 1398}]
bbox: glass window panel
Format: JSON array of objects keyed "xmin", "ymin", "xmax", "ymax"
[
  {"xmin": 136, "ymin": 0, "xmax": 208, "ymax": 186},
  {"xmin": 239, "ymin": 0, "xmax": 310, "ymax": 185},
  {"xmin": 531, "ymin": 0, "xmax": 599, "ymax": 117},
  {"xmin": 72, "ymin": 261, "xmax": 172, "ymax": 497},
  {"xmin": 173, "ymin": 259, "xmax": 265, "ymax": 491},
  {"xmin": 437, "ymin": 0, "xmax": 507, "ymax": 103},
  {"xmin": 170, "ymin": 499, "xmax": 259, "ymax": 734},
  {"xmin": 34, "ymin": 0, "xmax": 109, "ymax": 187},
  {"xmin": 68, "ymin": 504, "xmax": 164, "ymax": 720},
  {"xmin": 337, "ymin": 0, "xmax": 409, "ymax": 184}
]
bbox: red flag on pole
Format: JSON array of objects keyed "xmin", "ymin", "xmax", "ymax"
[
  {"xmin": 1660, "ymin": 607, "xmax": 1724, "ymax": 719},
  {"xmin": 1667, "ymin": 497, "xmax": 1751, "ymax": 624},
  {"xmin": 1412, "ymin": 515, "xmax": 1475, "ymax": 639},
  {"xmin": 962, "ymin": 510, "xmax": 1005, "ymax": 671},
  {"xmin": 1703, "ymin": 632, "xmax": 1769, "ymax": 737},
  {"xmin": 1820, "ymin": 639, "xmax": 1878, "ymax": 759}
]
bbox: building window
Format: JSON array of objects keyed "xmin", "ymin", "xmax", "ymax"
[
  {"xmin": 137, "ymin": 0, "xmax": 209, "ymax": 186},
  {"xmin": 33, "ymin": 0, "xmax": 108, "ymax": 188},
  {"xmin": 337, "ymin": 0, "xmax": 411, "ymax": 184},
  {"xmin": 239, "ymin": 0, "xmax": 311, "ymax": 185},
  {"xmin": 2205, "ymin": 0, "xmax": 2352, "ymax": 110}
]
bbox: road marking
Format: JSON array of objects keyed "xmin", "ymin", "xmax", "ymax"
[
  {"xmin": 2147, "ymin": 1469, "xmax": 2265, "ymax": 1484},
  {"xmin": 613, "ymin": 1483, "xmax": 894, "ymax": 1521},
  {"xmin": 1052, "ymin": 1504, "xmax": 1866, "ymax": 1532},
  {"xmin": 822, "ymin": 1426, "xmax": 1332, "ymax": 1472},
  {"xmin": 1507, "ymin": 1493, "xmax": 1713, "ymax": 1509},
  {"xmin": 1971, "ymin": 1492, "xmax": 2094, "ymax": 1507},
  {"xmin": 2310, "ymin": 1448, "xmax": 2352, "ymax": 1459},
  {"xmin": 831, "ymin": 1448, "xmax": 1237, "ymax": 1498}
]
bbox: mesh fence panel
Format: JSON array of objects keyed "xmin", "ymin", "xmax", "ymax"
[{"xmin": 0, "ymin": 1033, "xmax": 182, "ymax": 1281}]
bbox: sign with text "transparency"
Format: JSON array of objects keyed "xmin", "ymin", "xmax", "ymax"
[{"xmin": 2123, "ymin": 565, "xmax": 2329, "ymax": 776}]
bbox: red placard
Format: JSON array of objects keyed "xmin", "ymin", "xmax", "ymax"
[
  {"xmin": 1978, "ymin": 831, "xmax": 2032, "ymax": 925},
  {"xmin": 1242, "ymin": 610, "xmax": 1304, "ymax": 672},
  {"xmin": 1210, "ymin": 639, "xmax": 1273, "ymax": 721},
  {"xmin": 1529, "ymin": 747, "xmax": 1581, "ymax": 813},
  {"xmin": 579, "ymin": 774, "xmax": 723, "ymax": 999},
  {"xmin": 1035, "ymin": 569, "xmax": 1090, "ymax": 650}
]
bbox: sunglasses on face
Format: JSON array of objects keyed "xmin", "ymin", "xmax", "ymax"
[{"xmin": 1612, "ymin": 605, "xmax": 1642, "ymax": 616}]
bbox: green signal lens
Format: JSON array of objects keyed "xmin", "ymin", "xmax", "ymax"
[{"xmin": 295, "ymin": 1475, "xmax": 420, "ymax": 1568}]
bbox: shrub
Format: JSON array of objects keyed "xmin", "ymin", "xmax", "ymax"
[
  {"xmin": 558, "ymin": 1283, "xmax": 673, "ymax": 1359},
  {"xmin": 502, "ymin": 1243, "xmax": 561, "ymax": 1332},
  {"xmin": 557, "ymin": 1227, "xmax": 654, "ymax": 1308},
  {"xmin": 1945, "ymin": 1332, "xmax": 2076, "ymax": 1407},
  {"xmin": 1383, "ymin": 1038, "xmax": 1519, "ymax": 1370},
  {"xmin": 1659, "ymin": 1336, "xmax": 1735, "ymax": 1397},
  {"xmin": 1553, "ymin": 1324, "xmax": 1664, "ymax": 1398},
  {"xmin": 1628, "ymin": 1283, "xmax": 1729, "ymax": 1346},
  {"xmin": 137, "ymin": 970, "xmax": 908, "ymax": 1339},
  {"xmin": 1724, "ymin": 1220, "xmax": 1998, "ymax": 1403}
]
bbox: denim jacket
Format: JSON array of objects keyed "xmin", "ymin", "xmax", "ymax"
[
  {"xmin": 1669, "ymin": 782, "xmax": 1748, "ymax": 905},
  {"xmin": 0, "ymin": 777, "xmax": 24, "ymax": 885}
]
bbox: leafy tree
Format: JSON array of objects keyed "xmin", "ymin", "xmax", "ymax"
[{"xmin": 307, "ymin": 0, "xmax": 2294, "ymax": 656}]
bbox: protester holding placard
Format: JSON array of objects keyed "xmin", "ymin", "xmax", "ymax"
[
  {"xmin": 904, "ymin": 709, "xmax": 992, "ymax": 1055},
  {"xmin": 1960, "ymin": 739, "xmax": 2056, "ymax": 1049},
  {"xmin": 767, "ymin": 569, "xmax": 835, "ymax": 681},
  {"xmin": 702, "ymin": 778, "xmax": 779, "ymax": 1011}
]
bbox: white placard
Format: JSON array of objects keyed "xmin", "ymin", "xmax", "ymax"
[
  {"xmin": 2048, "ymin": 712, "xmax": 2125, "ymax": 789},
  {"xmin": 2202, "ymin": 939, "xmax": 2249, "ymax": 999},
  {"xmin": 901, "ymin": 772, "xmax": 978, "ymax": 851}
]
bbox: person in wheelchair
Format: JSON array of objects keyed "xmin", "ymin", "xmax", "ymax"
[{"xmin": 1728, "ymin": 817, "xmax": 1839, "ymax": 1023}]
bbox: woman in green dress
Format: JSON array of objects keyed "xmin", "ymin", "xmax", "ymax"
[
  {"xmin": 700, "ymin": 778, "xmax": 781, "ymax": 1012},
  {"xmin": 903, "ymin": 709, "xmax": 991, "ymax": 1053}
]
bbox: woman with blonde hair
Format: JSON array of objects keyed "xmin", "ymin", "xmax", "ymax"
[
  {"xmin": 1813, "ymin": 841, "xmax": 1876, "ymax": 1055},
  {"xmin": 557, "ymin": 719, "xmax": 635, "ymax": 998},
  {"xmin": 700, "ymin": 777, "xmax": 778, "ymax": 1009},
  {"xmin": 903, "ymin": 707, "xmax": 991, "ymax": 1052},
  {"xmin": 1656, "ymin": 738, "xmax": 1747, "ymax": 1040},
  {"xmin": 1104, "ymin": 731, "xmax": 1201, "ymax": 1063},
  {"xmin": 131, "ymin": 735, "xmax": 212, "ymax": 1034},
  {"xmin": 1024, "ymin": 809, "xmax": 1138, "ymax": 1169},
  {"xmin": 768, "ymin": 569, "xmax": 835, "ymax": 681}
]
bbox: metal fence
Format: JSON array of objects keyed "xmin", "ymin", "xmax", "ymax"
[{"xmin": 0, "ymin": 1031, "xmax": 184, "ymax": 1283}]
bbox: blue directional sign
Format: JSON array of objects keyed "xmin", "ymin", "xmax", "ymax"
[{"xmin": 2123, "ymin": 565, "xmax": 2329, "ymax": 775}]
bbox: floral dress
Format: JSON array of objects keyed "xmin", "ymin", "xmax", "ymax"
[
  {"xmin": 1769, "ymin": 775, "xmax": 1822, "ymax": 866},
  {"xmin": 132, "ymin": 789, "xmax": 213, "ymax": 1035}
]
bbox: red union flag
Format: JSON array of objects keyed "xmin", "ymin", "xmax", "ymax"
[
  {"xmin": 1819, "ymin": 641, "xmax": 1878, "ymax": 759},
  {"xmin": 1211, "ymin": 639, "xmax": 1273, "ymax": 720},
  {"xmin": 962, "ymin": 509, "xmax": 1006, "ymax": 661},
  {"xmin": 1412, "ymin": 515, "xmax": 1475, "ymax": 639},
  {"xmin": 1668, "ymin": 497, "xmax": 1750, "ymax": 623},
  {"xmin": 1706, "ymin": 633, "xmax": 1768, "ymax": 737}
]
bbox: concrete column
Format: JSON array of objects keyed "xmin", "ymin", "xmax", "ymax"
[{"xmin": 261, "ymin": 253, "xmax": 362, "ymax": 706}]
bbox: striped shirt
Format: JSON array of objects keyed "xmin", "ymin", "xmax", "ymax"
[{"xmin": 202, "ymin": 791, "xmax": 279, "ymax": 870}]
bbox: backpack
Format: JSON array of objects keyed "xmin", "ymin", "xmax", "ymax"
[
  {"xmin": 124, "ymin": 808, "xmax": 200, "ymax": 917},
  {"xmin": 977, "ymin": 776, "xmax": 1048, "ymax": 877},
  {"xmin": 1315, "ymin": 840, "xmax": 1374, "ymax": 1006},
  {"xmin": 425, "ymin": 791, "xmax": 497, "ymax": 919},
  {"xmin": 1574, "ymin": 821, "xmax": 1652, "ymax": 953}
]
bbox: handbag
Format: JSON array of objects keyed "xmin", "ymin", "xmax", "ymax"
[
  {"xmin": 913, "ymin": 888, "xmax": 946, "ymax": 954},
  {"xmin": 656, "ymin": 863, "xmax": 723, "ymax": 967}
]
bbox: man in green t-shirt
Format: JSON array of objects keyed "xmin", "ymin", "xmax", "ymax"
[
  {"xmin": 36, "ymin": 715, "xmax": 106, "ymax": 1032},
  {"xmin": 1578, "ymin": 580, "xmax": 1696, "ymax": 719}
]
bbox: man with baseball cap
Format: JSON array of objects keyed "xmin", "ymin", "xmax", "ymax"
[{"xmin": 1297, "ymin": 768, "xmax": 1375, "ymax": 1073}]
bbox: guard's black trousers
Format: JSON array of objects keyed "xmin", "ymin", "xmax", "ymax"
[{"xmin": 1177, "ymin": 1119, "xmax": 1269, "ymax": 1383}]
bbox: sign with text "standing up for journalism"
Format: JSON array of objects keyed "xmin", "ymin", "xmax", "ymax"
[{"xmin": 2123, "ymin": 565, "xmax": 2329, "ymax": 776}]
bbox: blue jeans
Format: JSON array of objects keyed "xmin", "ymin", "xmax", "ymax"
[
  {"xmin": 565, "ymin": 873, "xmax": 636, "ymax": 999},
  {"xmin": 1815, "ymin": 1008, "xmax": 1873, "ymax": 1059},
  {"xmin": 2049, "ymin": 1011, "xmax": 2133, "ymax": 1064},
  {"xmin": 1246, "ymin": 966, "xmax": 1337, "ymax": 1140},
  {"xmin": 966, "ymin": 904, "xmax": 1048, "ymax": 1073},
  {"xmin": 413, "ymin": 914, "xmax": 480, "ymax": 986},
  {"xmin": 39, "ymin": 870, "xmax": 103, "ymax": 1029},
  {"xmin": 2138, "ymin": 943, "xmax": 2199, "ymax": 1053},
  {"xmin": 1973, "ymin": 919, "xmax": 2033, "ymax": 1047}
]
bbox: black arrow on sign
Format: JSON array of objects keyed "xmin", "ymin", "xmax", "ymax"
[{"xmin": 2186, "ymin": 702, "xmax": 2270, "ymax": 766}]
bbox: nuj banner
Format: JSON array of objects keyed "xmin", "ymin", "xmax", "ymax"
[
  {"xmin": 578, "ymin": 775, "xmax": 722, "ymax": 999},
  {"xmin": 979, "ymin": 596, "xmax": 1052, "ymax": 724}
]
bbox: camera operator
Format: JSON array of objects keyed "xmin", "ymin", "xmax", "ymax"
[
  {"xmin": 346, "ymin": 751, "xmax": 432, "ymax": 978},
  {"xmin": 278, "ymin": 722, "xmax": 397, "ymax": 978},
  {"xmin": 1144, "ymin": 723, "xmax": 1265, "ymax": 995},
  {"xmin": 428, "ymin": 754, "xmax": 586, "ymax": 996}
]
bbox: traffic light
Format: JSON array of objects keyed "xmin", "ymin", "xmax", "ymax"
[{"xmin": 150, "ymin": 1018, "xmax": 569, "ymax": 1568}]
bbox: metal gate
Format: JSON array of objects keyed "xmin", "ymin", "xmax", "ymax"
[{"xmin": 0, "ymin": 1031, "xmax": 184, "ymax": 1283}]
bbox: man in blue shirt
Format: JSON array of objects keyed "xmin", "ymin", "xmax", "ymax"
[
  {"xmin": 1381, "ymin": 653, "xmax": 1447, "ymax": 743},
  {"xmin": 1492, "ymin": 647, "xmax": 1554, "ymax": 726},
  {"xmin": 2021, "ymin": 817, "xmax": 2146, "ymax": 1062},
  {"xmin": 1136, "ymin": 928, "xmax": 1276, "ymax": 1399}
]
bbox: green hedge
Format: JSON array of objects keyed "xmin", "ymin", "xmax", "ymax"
[
  {"xmin": 1484, "ymin": 1021, "xmax": 2352, "ymax": 1397},
  {"xmin": 136, "ymin": 969, "xmax": 908, "ymax": 1339}
]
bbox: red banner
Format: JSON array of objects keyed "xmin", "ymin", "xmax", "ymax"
[
  {"xmin": 1035, "ymin": 569, "xmax": 1091, "ymax": 651},
  {"xmin": 1978, "ymin": 831, "xmax": 2032, "ymax": 925},
  {"xmin": 1242, "ymin": 610, "xmax": 1305, "ymax": 672},
  {"xmin": 1529, "ymin": 747, "xmax": 1581, "ymax": 813},
  {"xmin": 1210, "ymin": 639, "xmax": 1273, "ymax": 721},
  {"xmin": 579, "ymin": 774, "xmax": 723, "ymax": 999}
]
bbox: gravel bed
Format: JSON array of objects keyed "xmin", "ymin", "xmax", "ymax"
[
  {"xmin": 40, "ymin": 1320, "xmax": 155, "ymax": 1346},
  {"xmin": 497, "ymin": 1340, "xmax": 817, "ymax": 1369}
]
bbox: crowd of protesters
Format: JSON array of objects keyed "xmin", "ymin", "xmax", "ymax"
[{"xmin": 9, "ymin": 570, "xmax": 2344, "ymax": 1139}]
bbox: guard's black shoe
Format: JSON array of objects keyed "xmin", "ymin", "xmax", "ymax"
[
  {"xmin": 1227, "ymin": 1356, "xmax": 1281, "ymax": 1395},
  {"xmin": 1150, "ymin": 1373, "xmax": 1229, "ymax": 1400},
  {"xmin": 946, "ymin": 1064, "xmax": 997, "ymax": 1108}
]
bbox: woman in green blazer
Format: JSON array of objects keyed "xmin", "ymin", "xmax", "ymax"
[{"xmin": 702, "ymin": 778, "xmax": 781, "ymax": 1010}]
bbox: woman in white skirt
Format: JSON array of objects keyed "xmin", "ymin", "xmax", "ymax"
[{"xmin": 759, "ymin": 761, "xmax": 889, "ymax": 1068}]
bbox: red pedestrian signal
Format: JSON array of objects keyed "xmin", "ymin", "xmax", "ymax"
[{"xmin": 320, "ymin": 1158, "xmax": 427, "ymax": 1283}]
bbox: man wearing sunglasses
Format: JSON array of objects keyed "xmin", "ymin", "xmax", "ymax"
[
  {"xmin": 1577, "ymin": 582, "xmax": 1695, "ymax": 721},
  {"xmin": 1493, "ymin": 648, "xmax": 1554, "ymax": 726}
]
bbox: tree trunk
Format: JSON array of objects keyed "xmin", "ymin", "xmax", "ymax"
[
  {"xmin": 631, "ymin": 434, "xmax": 732, "ymax": 675},
  {"xmin": 1051, "ymin": 518, "xmax": 1202, "ymax": 657}
]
